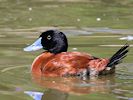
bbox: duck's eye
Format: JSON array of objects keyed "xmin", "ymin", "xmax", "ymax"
[{"xmin": 47, "ymin": 35, "xmax": 51, "ymax": 40}]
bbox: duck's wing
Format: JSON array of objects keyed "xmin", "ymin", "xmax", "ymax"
[{"xmin": 41, "ymin": 52, "xmax": 94, "ymax": 77}]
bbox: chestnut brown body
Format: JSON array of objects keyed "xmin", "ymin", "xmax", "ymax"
[{"xmin": 32, "ymin": 52, "xmax": 109, "ymax": 77}]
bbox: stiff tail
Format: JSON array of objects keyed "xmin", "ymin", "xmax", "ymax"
[{"xmin": 107, "ymin": 43, "xmax": 129, "ymax": 67}]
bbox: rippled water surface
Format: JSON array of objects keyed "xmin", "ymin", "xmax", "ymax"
[
  {"xmin": 0, "ymin": 0, "xmax": 133, "ymax": 100},
  {"xmin": 0, "ymin": 30, "xmax": 133, "ymax": 100}
]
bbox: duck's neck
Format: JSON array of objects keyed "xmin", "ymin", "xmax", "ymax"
[{"xmin": 48, "ymin": 41, "xmax": 68, "ymax": 54}]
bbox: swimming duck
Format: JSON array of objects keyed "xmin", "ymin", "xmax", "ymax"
[{"xmin": 24, "ymin": 30, "xmax": 129, "ymax": 77}]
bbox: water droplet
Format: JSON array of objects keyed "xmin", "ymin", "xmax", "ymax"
[
  {"xmin": 77, "ymin": 18, "xmax": 80, "ymax": 22},
  {"xmin": 72, "ymin": 48, "xmax": 78, "ymax": 51},
  {"xmin": 96, "ymin": 18, "xmax": 101, "ymax": 21},
  {"xmin": 29, "ymin": 7, "xmax": 32, "ymax": 11},
  {"xmin": 29, "ymin": 18, "xmax": 32, "ymax": 21}
]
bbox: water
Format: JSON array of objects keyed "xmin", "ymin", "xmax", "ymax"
[
  {"xmin": 0, "ymin": 0, "xmax": 133, "ymax": 100},
  {"xmin": 0, "ymin": 29, "xmax": 133, "ymax": 100}
]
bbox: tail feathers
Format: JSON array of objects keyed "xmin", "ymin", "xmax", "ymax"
[{"xmin": 107, "ymin": 43, "xmax": 129, "ymax": 67}]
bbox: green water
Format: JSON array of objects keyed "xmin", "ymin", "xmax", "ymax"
[
  {"xmin": 0, "ymin": 0, "xmax": 133, "ymax": 29},
  {"xmin": 0, "ymin": 0, "xmax": 133, "ymax": 100}
]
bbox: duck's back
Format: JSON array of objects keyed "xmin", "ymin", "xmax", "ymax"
[{"xmin": 31, "ymin": 52, "xmax": 109, "ymax": 77}]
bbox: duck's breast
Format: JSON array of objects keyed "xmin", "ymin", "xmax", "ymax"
[{"xmin": 31, "ymin": 52, "xmax": 55, "ymax": 75}]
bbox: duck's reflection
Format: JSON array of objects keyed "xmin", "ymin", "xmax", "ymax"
[
  {"xmin": 25, "ymin": 74, "xmax": 116, "ymax": 100},
  {"xmin": 41, "ymin": 89, "xmax": 68, "ymax": 100},
  {"xmin": 33, "ymin": 74, "xmax": 115, "ymax": 93},
  {"xmin": 24, "ymin": 89, "xmax": 68, "ymax": 100},
  {"xmin": 24, "ymin": 91, "xmax": 43, "ymax": 100}
]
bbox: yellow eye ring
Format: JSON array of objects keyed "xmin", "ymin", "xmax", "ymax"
[{"xmin": 47, "ymin": 35, "xmax": 51, "ymax": 40}]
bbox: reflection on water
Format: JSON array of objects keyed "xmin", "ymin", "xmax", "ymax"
[
  {"xmin": 24, "ymin": 72, "xmax": 133, "ymax": 100},
  {"xmin": 24, "ymin": 89, "xmax": 68, "ymax": 100},
  {"xmin": 42, "ymin": 89, "xmax": 68, "ymax": 100},
  {"xmin": 25, "ymin": 74, "xmax": 116, "ymax": 100},
  {"xmin": 32, "ymin": 74, "xmax": 115, "ymax": 95},
  {"xmin": 24, "ymin": 91, "xmax": 43, "ymax": 100}
]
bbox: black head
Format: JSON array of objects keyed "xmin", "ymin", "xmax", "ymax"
[{"xmin": 40, "ymin": 30, "xmax": 68, "ymax": 54}]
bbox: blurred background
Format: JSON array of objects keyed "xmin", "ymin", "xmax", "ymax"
[
  {"xmin": 0, "ymin": 0, "xmax": 133, "ymax": 28},
  {"xmin": 0, "ymin": 0, "xmax": 133, "ymax": 100}
]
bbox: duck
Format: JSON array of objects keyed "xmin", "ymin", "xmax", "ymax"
[{"xmin": 24, "ymin": 30, "xmax": 129, "ymax": 77}]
